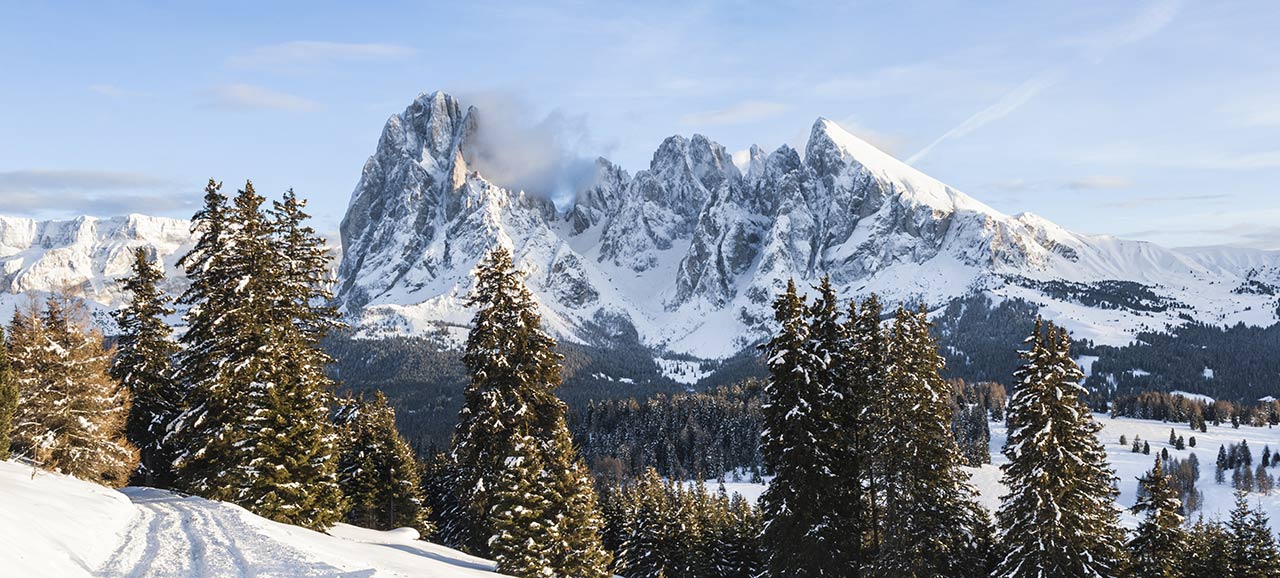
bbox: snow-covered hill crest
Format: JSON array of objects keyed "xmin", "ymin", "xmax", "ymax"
[{"xmin": 334, "ymin": 91, "xmax": 1280, "ymax": 356}]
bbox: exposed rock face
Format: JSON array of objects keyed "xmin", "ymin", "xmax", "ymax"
[{"xmin": 330, "ymin": 92, "xmax": 1280, "ymax": 356}]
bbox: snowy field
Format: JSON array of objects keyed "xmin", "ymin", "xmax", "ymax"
[
  {"xmin": 706, "ymin": 414, "xmax": 1280, "ymax": 530},
  {"xmin": 0, "ymin": 460, "xmax": 503, "ymax": 578},
  {"xmin": 8, "ymin": 414, "xmax": 1280, "ymax": 577}
]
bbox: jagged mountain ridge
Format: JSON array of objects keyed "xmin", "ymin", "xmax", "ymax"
[
  {"xmin": 0, "ymin": 214, "xmax": 193, "ymax": 328},
  {"xmin": 335, "ymin": 91, "xmax": 1280, "ymax": 357}
]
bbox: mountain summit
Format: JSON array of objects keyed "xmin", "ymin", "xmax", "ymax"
[{"xmin": 333, "ymin": 91, "xmax": 1280, "ymax": 357}]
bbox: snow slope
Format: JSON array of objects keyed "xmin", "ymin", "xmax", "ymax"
[{"xmin": 0, "ymin": 460, "xmax": 504, "ymax": 578}]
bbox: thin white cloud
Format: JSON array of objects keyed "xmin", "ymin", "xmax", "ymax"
[
  {"xmin": 0, "ymin": 169, "xmax": 169, "ymax": 190},
  {"xmin": 907, "ymin": 70, "xmax": 1064, "ymax": 164},
  {"xmin": 1078, "ymin": 145, "xmax": 1280, "ymax": 171},
  {"xmin": 89, "ymin": 84, "xmax": 149, "ymax": 98},
  {"xmin": 908, "ymin": 0, "xmax": 1182, "ymax": 164},
  {"xmin": 1067, "ymin": 0, "xmax": 1184, "ymax": 62},
  {"xmin": 228, "ymin": 41, "xmax": 416, "ymax": 69},
  {"xmin": 207, "ymin": 84, "xmax": 321, "ymax": 112},
  {"xmin": 1067, "ymin": 175, "xmax": 1132, "ymax": 190},
  {"xmin": 680, "ymin": 101, "xmax": 789, "ymax": 126},
  {"xmin": 0, "ymin": 170, "xmax": 193, "ymax": 217}
]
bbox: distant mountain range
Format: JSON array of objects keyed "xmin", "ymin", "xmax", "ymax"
[{"xmin": 5, "ymin": 90, "xmax": 1280, "ymax": 362}]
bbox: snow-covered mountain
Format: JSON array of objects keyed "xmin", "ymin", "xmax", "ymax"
[
  {"xmin": 335, "ymin": 91, "xmax": 1280, "ymax": 357},
  {"xmin": 0, "ymin": 214, "xmax": 193, "ymax": 328}
]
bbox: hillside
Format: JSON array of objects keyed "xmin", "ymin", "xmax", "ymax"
[{"xmin": 0, "ymin": 460, "xmax": 504, "ymax": 578}]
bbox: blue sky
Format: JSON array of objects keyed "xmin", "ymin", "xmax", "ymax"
[{"xmin": 2, "ymin": 0, "xmax": 1278, "ymax": 248}]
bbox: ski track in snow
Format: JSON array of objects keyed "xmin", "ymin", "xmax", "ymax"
[{"xmin": 98, "ymin": 489, "xmax": 349, "ymax": 578}]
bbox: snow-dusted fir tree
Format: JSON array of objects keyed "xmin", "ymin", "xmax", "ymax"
[
  {"xmin": 488, "ymin": 433, "xmax": 557, "ymax": 577},
  {"xmin": 760, "ymin": 279, "xmax": 845, "ymax": 576},
  {"xmin": 0, "ymin": 325, "xmax": 15, "ymax": 460},
  {"xmin": 849, "ymin": 294, "xmax": 890, "ymax": 554},
  {"xmin": 1180, "ymin": 517, "xmax": 1230, "ymax": 578},
  {"xmin": 994, "ymin": 319, "xmax": 1125, "ymax": 578},
  {"xmin": 111, "ymin": 247, "xmax": 180, "ymax": 487},
  {"xmin": 871, "ymin": 306, "xmax": 991, "ymax": 578},
  {"xmin": 1226, "ymin": 492, "xmax": 1280, "ymax": 577},
  {"xmin": 336, "ymin": 391, "xmax": 432, "ymax": 535},
  {"xmin": 713, "ymin": 493, "xmax": 764, "ymax": 578},
  {"xmin": 1128, "ymin": 456, "xmax": 1186, "ymax": 578},
  {"xmin": 8, "ymin": 296, "xmax": 138, "ymax": 486},
  {"xmin": 444, "ymin": 246, "xmax": 610, "ymax": 578},
  {"xmin": 172, "ymin": 181, "xmax": 344, "ymax": 529}
]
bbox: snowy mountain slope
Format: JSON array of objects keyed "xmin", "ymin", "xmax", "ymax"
[
  {"xmin": 0, "ymin": 460, "xmax": 505, "ymax": 578},
  {"xmin": 0, "ymin": 214, "xmax": 194, "ymax": 330},
  {"xmin": 335, "ymin": 91, "xmax": 1280, "ymax": 357}
]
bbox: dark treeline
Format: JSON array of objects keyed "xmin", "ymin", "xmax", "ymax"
[
  {"xmin": 1085, "ymin": 321, "xmax": 1280, "ymax": 401},
  {"xmin": 570, "ymin": 376, "xmax": 998, "ymax": 481},
  {"xmin": 571, "ymin": 380, "xmax": 765, "ymax": 483}
]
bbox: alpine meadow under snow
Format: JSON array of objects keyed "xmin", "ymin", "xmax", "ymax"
[{"xmin": 4, "ymin": 86, "xmax": 1280, "ymax": 578}]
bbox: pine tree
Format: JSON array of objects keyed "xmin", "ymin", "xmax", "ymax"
[
  {"xmin": 759, "ymin": 279, "xmax": 841, "ymax": 576},
  {"xmin": 443, "ymin": 246, "xmax": 610, "ymax": 577},
  {"xmin": 871, "ymin": 306, "xmax": 991, "ymax": 578},
  {"xmin": 8, "ymin": 296, "xmax": 138, "ymax": 486},
  {"xmin": 0, "ymin": 325, "xmax": 15, "ymax": 460},
  {"xmin": 111, "ymin": 247, "xmax": 180, "ymax": 487},
  {"xmin": 488, "ymin": 434, "xmax": 557, "ymax": 578},
  {"xmin": 837, "ymin": 293, "xmax": 888, "ymax": 567},
  {"xmin": 994, "ymin": 319, "xmax": 1125, "ymax": 578},
  {"xmin": 713, "ymin": 493, "xmax": 763, "ymax": 578},
  {"xmin": 1179, "ymin": 517, "xmax": 1231, "ymax": 578},
  {"xmin": 1226, "ymin": 492, "xmax": 1280, "ymax": 577},
  {"xmin": 171, "ymin": 181, "xmax": 344, "ymax": 529},
  {"xmin": 336, "ymin": 392, "xmax": 433, "ymax": 535},
  {"xmin": 1128, "ymin": 456, "xmax": 1186, "ymax": 578}
]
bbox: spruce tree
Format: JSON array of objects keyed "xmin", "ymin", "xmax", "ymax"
[
  {"xmin": 871, "ymin": 306, "xmax": 991, "ymax": 578},
  {"xmin": 1179, "ymin": 517, "xmax": 1231, "ymax": 578},
  {"xmin": 443, "ymin": 246, "xmax": 610, "ymax": 577},
  {"xmin": 994, "ymin": 319, "xmax": 1125, "ymax": 578},
  {"xmin": 759, "ymin": 279, "xmax": 840, "ymax": 576},
  {"xmin": 1128, "ymin": 456, "xmax": 1186, "ymax": 578},
  {"xmin": 111, "ymin": 247, "xmax": 180, "ymax": 487},
  {"xmin": 1226, "ymin": 492, "xmax": 1280, "ymax": 577},
  {"xmin": 836, "ymin": 292, "xmax": 887, "ymax": 568},
  {"xmin": 8, "ymin": 296, "xmax": 138, "ymax": 486},
  {"xmin": 0, "ymin": 325, "xmax": 15, "ymax": 460},
  {"xmin": 336, "ymin": 391, "xmax": 433, "ymax": 535},
  {"xmin": 171, "ymin": 181, "xmax": 344, "ymax": 529}
]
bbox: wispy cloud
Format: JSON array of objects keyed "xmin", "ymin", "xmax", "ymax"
[
  {"xmin": 1101, "ymin": 193, "xmax": 1229, "ymax": 209},
  {"xmin": 1077, "ymin": 145, "xmax": 1280, "ymax": 171},
  {"xmin": 0, "ymin": 169, "xmax": 194, "ymax": 217},
  {"xmin": 228, "ymin": 41, "xmax": 416, "ymax": 69},
  {"xmin": 89, "ymin": 84, "xmax": 149, "ymax": 98},
  {"xmin": 206, "ymin": 84, "xmax": 321, "ymax": 112},
  {"xmin": 680, "ymin": 101, "xmax": 789, "ymax": 126},
  {"xmin": 987, "ymin": 175, "xmax": 1132, "ymax": 193},
  {"xmin": 907, "ymin": 71, "xmax": 1064, "ymax": 164},
  {"xmin": 908, "ymin": 0, "xmax": 1182, "ymax": 164}
]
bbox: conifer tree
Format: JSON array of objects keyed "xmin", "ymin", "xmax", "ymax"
[
  {"xmin": 1128, "ymin": 456, "xmax": 1186, "ymax": 578},
  {"xmin": 1179, "ymin": 517, "xmax": 1231, "ymax": 578},
  {"xmin": 994, "ymin": 319, "xmax": 1125, "ymax": 578},
  {"xmin": 8, "ymin": 296, "xmax": 138, "ymax": 486},
  {"xmin": 111, "ymin": 247, "xmax": 180, "ymax": 487},
  {"xmin": 488, "ymin": 434, "xmax": 558, "ymax": 578},
  {"xmin": 836, "ymin": 292, "xmax": 888, "ymax": 567},
  {"xmin": 871, "ymin": 306, "xmax": 991, "ymax": 578},
  {"xmin": 336, "ymin": 392, "xmax": 433, "ymax": 535},
  {"xmin": 443, "ymin": 246, "xmax": 610, "ymax": 577},
  {"xmin": 0, "ymin": 325, "xmax": 15, "ymax": 460},
  {"xmin": 1226, "ymin": 492, "xmax": 1280, "ymax": 577},
  {"xmin": 759, "ymin": 279, "xmax": 841, "ymax": 576},
  {"xmin": 171, "ymin": 181, "xmax": 344, "ymax": 529}
]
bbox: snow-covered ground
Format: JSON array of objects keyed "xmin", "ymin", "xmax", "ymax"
[
  {"xmin": 0, "ymin": 460, "xmax": 503, "ymax": 578},
  {"xmin": 702, "ymin": 414, "xmax": 1280, "ymax": 529}
]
